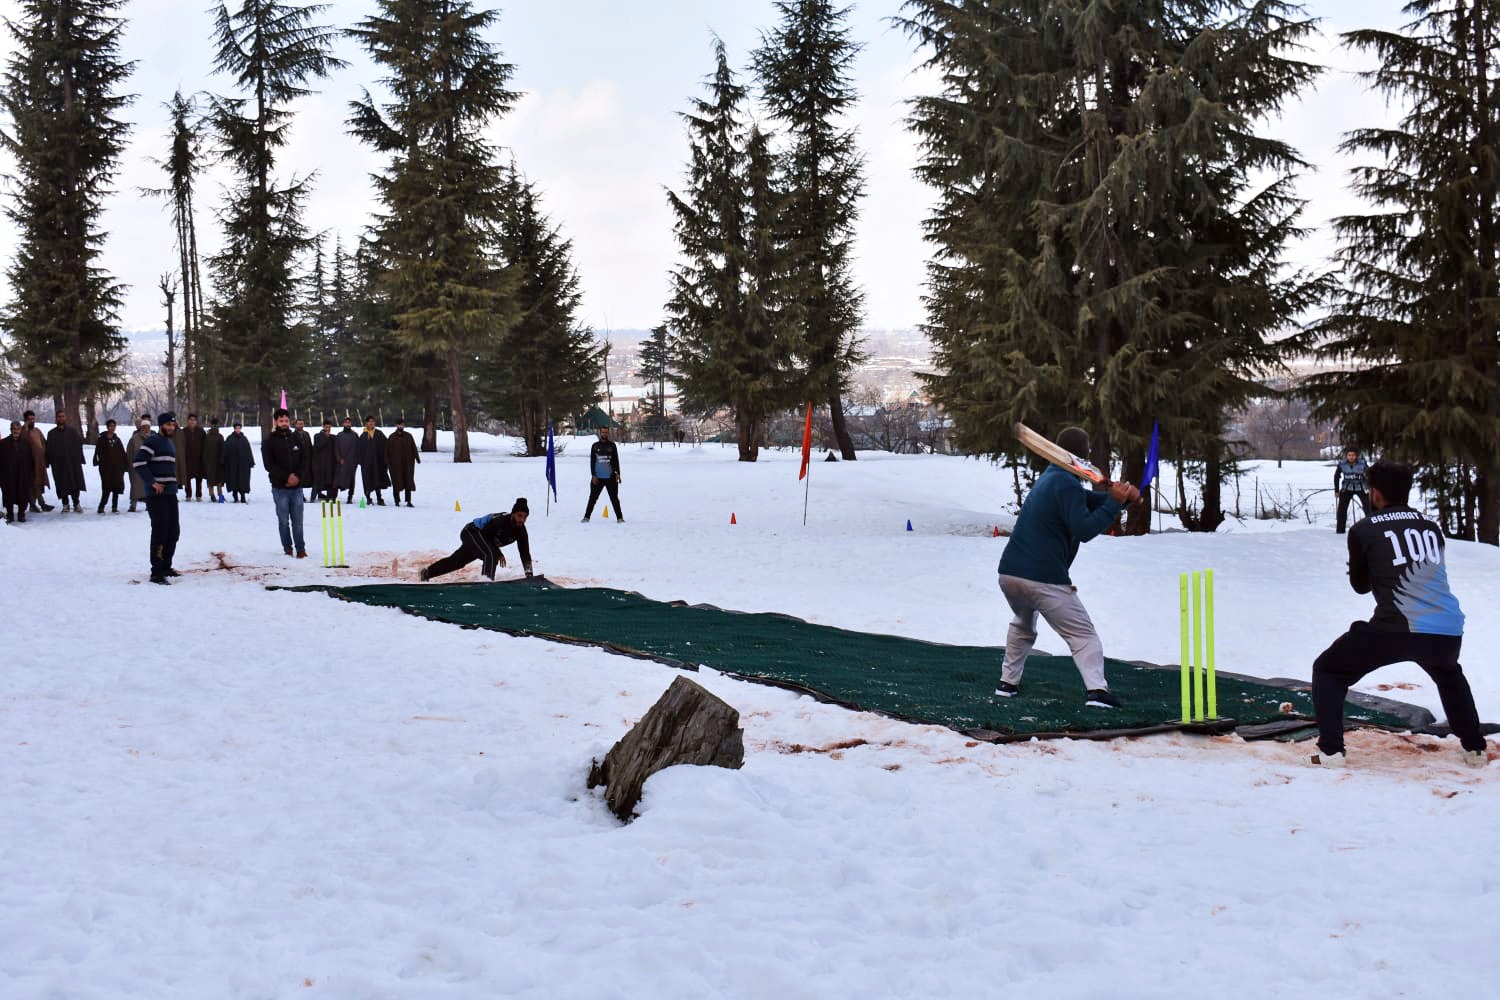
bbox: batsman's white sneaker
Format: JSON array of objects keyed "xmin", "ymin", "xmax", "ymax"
[{"xmin": 1308, "ymin": 749, "xmax": 1347, "ymax": 768}]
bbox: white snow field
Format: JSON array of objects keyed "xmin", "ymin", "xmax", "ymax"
[{"xmin": 2, "ymin": 431, "xmax": 1496, "ymax": 998}]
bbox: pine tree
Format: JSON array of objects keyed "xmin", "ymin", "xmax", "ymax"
[
  {"xmin": 667, "ymin": 40, "xmax": 804, "ymax": 462},
  {"xmin": 753, "ymin": 0, "xmax": 869, "ymax": 461},
  {"xmin": 145, "ymin": 90, "xmax": 210, "ymax": 416},
  {"xmin": 348, "ymin": 0, "xmax": 518, "ymax": 463},
  {"xmin": 206, "ymin": 0, "xmax": 344, "ymax": 436},
  {"xmin": 0, "ymin": 0, "xmax": 134, "ymax": 428},
  {"xmin": 899, "ymin": 0, "xmax": 1319, "ymax": 532},
  {"xmin": 638, "ymin": 324, "xmax": 672, "ymax": 439},
  {"xmin": 1304, "ymin": 0, "xmax": 1500, "ymax": 544},
  {"xmin": 472, "ymin": 168, "xmax": 603, "ymax": 457}
]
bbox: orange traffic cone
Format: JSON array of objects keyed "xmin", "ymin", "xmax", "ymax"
[
  {"xmin": 992, "ymin": 525, "xmax": 1001, "ymax": 537},
  {"xmin": 730, "ymin": 512, "xmax": 737, "ymax": 525}
]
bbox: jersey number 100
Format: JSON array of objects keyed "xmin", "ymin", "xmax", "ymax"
[{"xmin": 1384, "ymin": 528, "xmax": 1442, "ymax": 567}]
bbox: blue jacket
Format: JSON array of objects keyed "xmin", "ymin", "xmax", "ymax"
[
  {"xmin": 998, "ymin": 466, "xmax": 1122, "ymax": 586},
  {"xmin": 132, "ymin": 431, "xmax": 179, "ymax": 493}
]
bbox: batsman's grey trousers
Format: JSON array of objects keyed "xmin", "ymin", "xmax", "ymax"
[{"xmin": 998, "ymin": 574, "xmax": 1109, "ymax": 690}]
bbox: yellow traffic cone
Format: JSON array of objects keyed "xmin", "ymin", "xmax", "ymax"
[
  {"xmin": 455, "ymin": 500, "xmax": 462, "ymax": 512},
  {"xmin": 603, "ymin": 505, "xmax": 610, "ymax": 519}
]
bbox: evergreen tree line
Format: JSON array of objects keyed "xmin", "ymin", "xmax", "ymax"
[
  {"xmin": 1, "ymin": 0, "xmax": 600, "ymax": 461},
  {"xmin": 3, "ymin": 1, "xmax": 1497, "ymax": 535},
  {"xmin": 899, "ymin": 0, "xmax": 1500, "ymax": 542},
  {"xmin": 665, "ymin": 1, "xmax": 868, "ymax": 463}
]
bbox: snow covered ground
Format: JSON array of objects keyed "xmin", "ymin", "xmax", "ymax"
[{"xmin": 3, "ymin": 431, "xmax": 1496, "ymax": 998}]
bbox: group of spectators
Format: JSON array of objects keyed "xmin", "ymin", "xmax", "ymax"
[{"xmin": 1, "ymin": 409, "xmax": 424, "ymax": 525}]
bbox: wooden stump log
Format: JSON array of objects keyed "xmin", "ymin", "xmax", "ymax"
[{"xmin": 588, "ymin": 676, "xmax": 744, "ymax": 821}]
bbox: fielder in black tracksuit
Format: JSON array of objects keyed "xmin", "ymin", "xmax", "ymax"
[
  {"xmin": 582, "ymin": 428, "xmax": 623, "ymax": 522},
  {"xmin": 421, "ymin": 499, "xmax": 534, "ymax": 581},
  {"xmin": 1312, "ymin": 461, "xmax": 1485, "ymax": 760}
]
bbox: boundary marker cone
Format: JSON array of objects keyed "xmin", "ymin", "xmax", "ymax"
[
  {"xmin": 359, "ymin": 495, "xmax": 366, "ymax": 509},
  {"xmin": 906, "ymin": 519, "xmax": 913, "ymax": 532},
  {"xmin": 603, "ymin": 505, "xmax": 610, "ymax": 519},
  {"xmin": 454, "ymin": 500, "xmax": 461, "ymax": 512},
  {"xmin": 992, "ymin": 525, "xmax": 1000, "ymax": 537},
  {"xmin": 730, "ymin": 512, "xmax": 737, "ymax": 525}
]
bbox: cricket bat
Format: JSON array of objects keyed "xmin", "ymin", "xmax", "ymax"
[{"xmin": 1013, "ymin": 422, "xmax": 1108, "ymax": 485}]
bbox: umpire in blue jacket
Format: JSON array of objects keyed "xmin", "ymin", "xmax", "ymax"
[
  {"xmin": 994, "ymin": 426, "xmax": 1138, "ymax": 707},
  {"xmin": 133, "ymin": 411, "xmax": 183, "ymax": 584}
]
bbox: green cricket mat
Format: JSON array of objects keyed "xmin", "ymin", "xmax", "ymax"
[{"xmin": 276, "ymin": 577, "xmax": 1445, "ymax": 742}]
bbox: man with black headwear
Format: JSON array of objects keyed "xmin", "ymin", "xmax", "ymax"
[
  {"xmin": 310, "ymin": 418, "xmax": 337, "ymax": 500},
  {"xmin": 134, "ymin": 412, "xmax": 183, "ymax": 584},
  {"xmin": 993, "ymin": 426, "xmax": 1139, "ymax": 708},
  {"xmin": 222, "ymin": 422, "xmax": 256, "ymax": 503},
  {"xmin": 419, "ymin": 498, "xmax": 534, "ymax": 582}
]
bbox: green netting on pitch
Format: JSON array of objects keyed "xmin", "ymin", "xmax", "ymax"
[{"xmin": 285, "ymin": 579, "xmax": 1429, "ymax": 740}]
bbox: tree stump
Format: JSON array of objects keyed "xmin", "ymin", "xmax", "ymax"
[{"xmin": 588, "ymin": 676, "xmax": 744, "ymax": 822}]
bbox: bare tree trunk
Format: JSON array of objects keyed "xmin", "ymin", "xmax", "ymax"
[
  {"xmin": 421, "ymin": 390, "xmax": 438, "ymax": 452},
  {"xmin": 160, "ymin": 276, "xmax": 177, "ymax": 413},
  {"xmin": 447, "ymin": 348, "xmax": 471, "ymax": 463},
  {"xmin": 736, "ymin": 410, "xmax": 762, "ymax": 462},
  {"xmin": 84, "ymin": 396, "xmax": 98, "ymax": 443},
  {"xmin": 1121, "ymin": 453, "xmax": 1150, "ymax": 535},
  {"xmin": 1478, "ymin": 469, "xmax": 1499, "ymax": 546},
  {"xmin": 1200, "ymin": 449, "xmax": 1225, "ymax": 532},
  {"xmin": 828, "ymin": 392, "xmax": 856, "ymax": 461}
]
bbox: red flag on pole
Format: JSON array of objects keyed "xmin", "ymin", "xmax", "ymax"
[{"xmin": 798, "ymin": 402, "xmax": 813, "ymax": 480}]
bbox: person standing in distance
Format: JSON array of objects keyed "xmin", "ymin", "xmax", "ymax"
[
  {"xmin": 420, "ymin": 498, "xmax": 534, "ymax": 581},
  {"xmin": 93, "ymin": 418, "xmax": 128, "ymax": 513},
  {"xmin": 994, "ymin": 426, "xmax": 1138, "ymax": 708},
  {"xmin": 386, "ymin": 417, "xmax": 420, "ymax": 507},
  {"xmin": 125, "ymin": 415, "xmax": 151, "ymax": 511},
  {"xmin": 1308, "ymin": 461, "xmax": 1488, "ymax": 768},
  {"xmin": 581, "ymin": 425, "xmax": 624, "ymax": 523},
  {"xmin": 263, "ymin": 408, "xmax": 310, "ymax": 557},
  {"xmin": 292, "ymin": 417, "xmax": 315, "ymax": 501},
  {"xmin": 1334, "ymin": 447, "xmax": 1369, "ymax": 534},
  {"xmin": 134, "ymin": 412, "xmax": 183, "ymax": 584},
  {"xmin": 45, "ymin": 409, "xmax": 87, "ymax": 512}
]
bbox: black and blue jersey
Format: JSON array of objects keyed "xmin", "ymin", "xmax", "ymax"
[{"xmin": 1347, "ymin": 506, "xmax": 1463, "ymax": 635}]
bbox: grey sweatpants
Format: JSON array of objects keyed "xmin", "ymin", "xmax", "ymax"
[{"xmin": 998, "ymin": 574, "xmax": 1109, "ymax": 691}]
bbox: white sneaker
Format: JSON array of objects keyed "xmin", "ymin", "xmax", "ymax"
[
  {"xmin": 1460, "ymin": 748, "xmax": 1488, "ymax": 769},
  {"xmin": 1308, "ymin": 749, "xmax": 1347, "ymax": 768}
]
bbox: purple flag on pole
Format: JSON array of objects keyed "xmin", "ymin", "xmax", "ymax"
[
  {"xmin": 544, "ymin": 422, "xmax": 557, "ymax": 501},
  {"xmin": 1141, "ymin": 421, "xmax": 1160, "ymax": 491}
]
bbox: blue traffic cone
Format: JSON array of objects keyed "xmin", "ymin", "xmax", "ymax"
[{"xmin": 906, "ymin": 519, "xmax": 913, "ymax": 532}]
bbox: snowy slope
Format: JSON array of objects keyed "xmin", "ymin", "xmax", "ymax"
[{"xmin": 2, "ymin": 433, "xmax": 1495, "ymax": 998}]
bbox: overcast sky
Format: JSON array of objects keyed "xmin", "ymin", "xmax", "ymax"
[{"xmin": 0, "ymin": 1, "xmax": 1405, "ymax": 340}]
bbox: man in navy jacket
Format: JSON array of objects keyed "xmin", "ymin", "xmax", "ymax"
[{"xmin": 995, "ymin": 426, "xmax": 1138, "ymax": 707}]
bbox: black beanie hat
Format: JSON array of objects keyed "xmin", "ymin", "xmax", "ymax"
[
  {"xmin": 512, "ymin": 497, "xmax": 529, "ymax": 514},
  {"xmin": 1057, "ymin": 426, "xmax": 1089, "ymax": 457}
]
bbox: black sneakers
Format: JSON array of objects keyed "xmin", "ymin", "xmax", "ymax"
[
  {"xmin": 994, "ymin": 681, "xmax": 1020, "ymax": 698},
  {"xmin": 1084, "ymin": 688, "xmax": 1121, "ymax": 708},
  {"xmin": 149, "ymin": 574, "xmax": 170, "ymax": 585}
]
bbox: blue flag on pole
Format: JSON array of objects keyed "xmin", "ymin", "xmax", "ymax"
[
  {"xmin": 1141, "ymin": 421, "xmax": 1160, "ymax": 491},
  {"xmin": 544, "ymin": 422, "xmax": 557, "ymax": 501}
]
